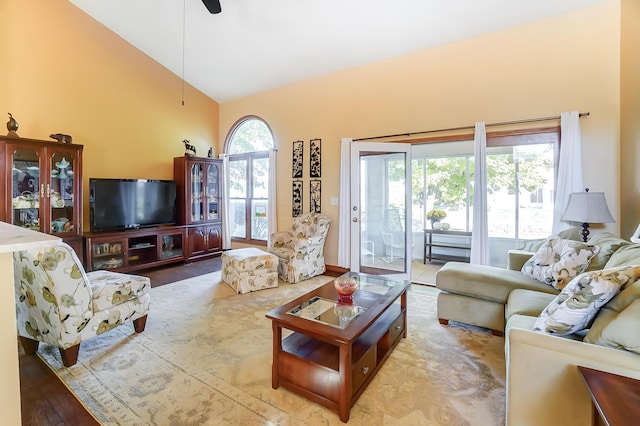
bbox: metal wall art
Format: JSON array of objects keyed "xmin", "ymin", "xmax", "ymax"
[
  {"xmin": 310, "ymin": 138, "xmax": 321, "ymax": 178},
  {"xmin": 292, "ymin": 140, "xmax": 303, "ymax": 178},
  {"xmin": 292, "ymin": 180, "xmax": 303, "ymax": 217},
  {"xmin": 310, "ymin": 179, "xmax": 321, "ymax": 213}
]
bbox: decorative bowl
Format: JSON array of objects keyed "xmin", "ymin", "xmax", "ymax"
[{"xmin": 334, "ymin": 276, "xmax": 359, "ymax": 303}]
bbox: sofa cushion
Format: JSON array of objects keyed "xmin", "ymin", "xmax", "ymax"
[
  {"xmin": 600, "ymin": 279, "xmax": 640, "ymax": 313},
  {"xmin": 506, "ymin": 289, "xmax": 556, "ymax": 321},
  {"xmin": 585, "ymin": 232, "xmax": 632, "ymax": 271},
  {"xmin": 584, "ymin": 279, "xmax": 640, "ymax": 352},
  {"xmin": 533, "ymin": 266, "xmax": 640, "ymax": 336},
  {"xmin": 88, "ymin": 270, "xmax": 151, "ymax": 312},
  {"xmin": 584, "ymin": 299, "xmax": 640, "ymax": 354},
  {"xmin": 436, "ymin": 261, "xmax": 559, "ymax": 305},
  {"xmin": 521, "ymin": 237, "xmax": 600, "ymax": 290},
  {"xmin": 604, "ymin": 243, "xmax": 640, "ymax": 268}
]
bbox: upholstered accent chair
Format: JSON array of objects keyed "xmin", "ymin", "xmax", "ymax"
[
  {"xmin": 13, "ymin": 243, "xmax": 150, "ymax": 367},
  {"xmin": 268, "ymin": 212, "xmax": 330, "ymax": 283}
]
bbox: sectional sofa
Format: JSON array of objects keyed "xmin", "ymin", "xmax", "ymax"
[{"xmin": 435, "ymin": 231, "xmax": 640, "ymax": 425}]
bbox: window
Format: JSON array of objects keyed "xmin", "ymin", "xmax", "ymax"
[
  {"xmin": 225, "ymin": 116, "xmax": 275, "ymax": 244},
  {"xmin": 411, "ymin": 128, "xmax": 559, "ymax": 264}
]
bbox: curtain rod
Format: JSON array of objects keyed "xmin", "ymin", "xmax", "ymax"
[{"xmin": 353, "ymin": 112, "xmax": 590, "ymax": 142}]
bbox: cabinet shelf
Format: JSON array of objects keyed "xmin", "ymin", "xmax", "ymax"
[
  {"xmin": 130, "ymin": 244, "xmax": 155, "ymax": 250},
  {"xmin": 84, "ymin": 226, "xmax": 186, "ymax": 273}
]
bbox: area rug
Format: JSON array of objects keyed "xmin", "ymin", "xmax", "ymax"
[{"xmin": 38, "ymin": 273, "xmax": 506, "ymax": 425}]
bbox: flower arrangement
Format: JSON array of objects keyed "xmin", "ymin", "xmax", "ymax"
[{"xmin": 426, "ymin": 209, "xmax": 447, "ymax": 221}]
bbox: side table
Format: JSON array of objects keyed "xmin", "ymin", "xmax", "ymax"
[
  {"xmin": 577, "ymin": 365, "xmax": 640, "ymax": 425},
  {"xmin": 423, "ymin": 229, "xmax": 472, "ymax": 263}
]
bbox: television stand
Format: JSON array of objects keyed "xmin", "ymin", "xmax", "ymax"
[{"xmin": 84, "ymin": 226, "xmax": 187, "ymax": 273}]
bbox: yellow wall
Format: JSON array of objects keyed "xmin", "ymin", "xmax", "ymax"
[
  {"xmin": 2, "ymin": 0, "xmax": 220, "ymax": 230},
  {"xmin": 2, "ymin": 0, "xmax": 629, "ymax": 267},
  {"xmin": 621, "ymin": 0, "xmax": 640, "ymax": 240},
  {"xmin": 221, "ymin": 1, "xmax": 622, "ymax": 265}
]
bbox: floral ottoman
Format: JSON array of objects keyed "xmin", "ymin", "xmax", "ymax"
[{"xmin": 221, "ymin": 248, "xmax": 279, "ymax": 294}]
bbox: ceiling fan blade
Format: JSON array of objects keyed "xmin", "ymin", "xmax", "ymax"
[{"xmin": 202, "ymin": 0, "xmax": 222, "ymax": 14}]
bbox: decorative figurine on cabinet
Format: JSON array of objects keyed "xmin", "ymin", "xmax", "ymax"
[
  {"xmin": 207, "ymin": 147, "xmax": 214, "ymax": 158},
  {"xmin": 50, "ymin": 133, "xmax": 73, "ymax": 144},
  {"xmin": 7, "ymin": 112, "xmax": 19, "ymax": 137},
  {"xmin": 183, "ymin": 139, "xmax": 197, "ymax": 156}
]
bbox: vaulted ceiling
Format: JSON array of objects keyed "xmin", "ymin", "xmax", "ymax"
[{"xmin": 69, "ymin": 0, "xmax": 607, "ymax": 103}]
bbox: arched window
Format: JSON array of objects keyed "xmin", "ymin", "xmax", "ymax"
[{"xmin": 225, "ymin": 116, "xmax": 275, "ymax": 244}]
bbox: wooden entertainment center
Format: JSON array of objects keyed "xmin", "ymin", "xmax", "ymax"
[
  {"xmin": 1, "ymin": 135, "xmax": 223, "ymax": 273},
  {"xmin": 84, "ymin": 226, "xmax": 187, "ymax": 273},
  {"xmin": 84, "ymin": 155, "xmax": 224, "ymax": 273}
]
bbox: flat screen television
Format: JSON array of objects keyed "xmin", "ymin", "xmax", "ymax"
[{"xmin": 89, "ymin": 178, "xmax": 177, "ymax": 232}]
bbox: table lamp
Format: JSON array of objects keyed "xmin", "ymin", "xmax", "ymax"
[{"xmin": 561, "ymin": 188, "xmax": 615, "ymax": 242}]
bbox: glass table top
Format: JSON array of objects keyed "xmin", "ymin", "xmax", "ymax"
[
  {"xmin": 287, "ymin": 296, "xmax": 367, "ymax": 329},
  {"xmin": 285, "ymin": 273, "xmax": 403, "ymax": 329},
  {"xmin": 357, "ymin": 274, "xmax": 398, "ymax": 295}
]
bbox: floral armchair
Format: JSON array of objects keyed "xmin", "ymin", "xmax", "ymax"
[
  {"xmin": 268, "ymin": 213, "xmax": 330, "ymax": 283},
  {"xmin": 13, "ymin": 243, "xmax": 150, "ymax": 367}
]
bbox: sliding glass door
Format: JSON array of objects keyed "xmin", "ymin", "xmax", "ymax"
[{"xmin": 350, "ymin": 142, "xmax": 411, "ymax": 280}]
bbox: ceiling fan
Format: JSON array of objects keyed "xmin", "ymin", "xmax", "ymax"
[{"xmin": 202, "ymin": 0, "xmax": 222, "ymax": 14}]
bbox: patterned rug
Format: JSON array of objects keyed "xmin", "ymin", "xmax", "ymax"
[{"xmin": 38, "ymin": 273, "xmax": 506, "ymax": 425}]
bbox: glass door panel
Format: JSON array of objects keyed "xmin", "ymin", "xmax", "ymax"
[
  {"xmin": 11, "ymin": 148, "xmax": 41, "ymax": 231},
  {"xmin": 350, "ymin": 143, "xmax": 411, "ymax": 280},
  {"xmin": 251, "ymin": 157, "xmax": 269, "ymax": 240},
  {"xmin": 251, "ymin": 200, "xmax": 268, "ymax": 240},
  {"xmin": 49, "ymin": 151, "xmax": 75, "ymax": 234},
  {"xmin": 206, "ymin": 164, "xmax": 219, "ymax": 221},
  {"xmin": 190, "ymin": 163, "xmax": 204, "ymax": 222},
  {"xmin": 161, "ymin": 233, "xmax": 184, "ymax": 259},
  {"xmin": 229, "ymin": 160, "xmax": 247, "ymax": 238}
]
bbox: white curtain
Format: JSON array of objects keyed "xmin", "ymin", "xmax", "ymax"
[
  {"xmin": 337, "ymin": 138, "xmax": 352, "ymax": 268},
  {"xmin": 470, "ymin": 122, "xmax": 488, "ymax": 265},
  {"xmin": 219, "ymin": 154, "xmax": 231, "ymax": 250},
  {"xmin": 267, "ymin": 149, "xmax": 278, "ymax": 247},
  {"xmin": 552, "ymin": 111, "xmax": 584, "ymax": 234}
]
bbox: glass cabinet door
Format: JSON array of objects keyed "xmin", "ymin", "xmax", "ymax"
[
  {"xmin": 206, "ymin": 163, "xmax": 219, "ymax": 221},
  {"xmin": 49, "ymin": 151, "xmax": 76, "ymax": 234},
  {"xmin": 10, "ymin": 148, "xmax": 42, "ymax": 231},
  {"xmin": 190, "ymin": 163, "xmax": 204, "ymax": 222}
]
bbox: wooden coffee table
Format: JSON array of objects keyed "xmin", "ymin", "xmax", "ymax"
[{"xmin": 265, "ymin": 272, "xmax": 410, "ymax": 422}]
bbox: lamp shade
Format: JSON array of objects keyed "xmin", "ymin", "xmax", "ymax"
[{"xmin": 561, "ymin": 191, "xmax": 615, "ymax": 224}]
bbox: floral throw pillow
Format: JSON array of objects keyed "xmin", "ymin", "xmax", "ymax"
[
  {"xmin": 521, "ymin": 236, "xmax": 600, "ymax": 290},
  {"xmin": 533, "ymin": 265, "xmax": 640, "ymax": 336}
]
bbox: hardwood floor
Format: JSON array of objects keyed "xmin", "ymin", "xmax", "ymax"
[{"xmin": 19, "ymin": 257, "xmax": 222, "ymax": 425}]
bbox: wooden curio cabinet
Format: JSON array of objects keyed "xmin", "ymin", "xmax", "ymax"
[
  {"xmin": 174, "ymin": 156, "xmax": 223, "ymax": 261},
  {"xmin": 1, "ymin": 137, "xmax": 84, "ymax": 258}
]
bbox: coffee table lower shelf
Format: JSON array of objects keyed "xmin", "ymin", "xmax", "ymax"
[{"xmin": 272, "ymin": 304, "xmax": 405, "ymax": 422}]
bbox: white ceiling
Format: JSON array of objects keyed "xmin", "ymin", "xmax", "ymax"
[{"xmin": 69, "ymin": 0, "xmax": 606, "ymax": 103}]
